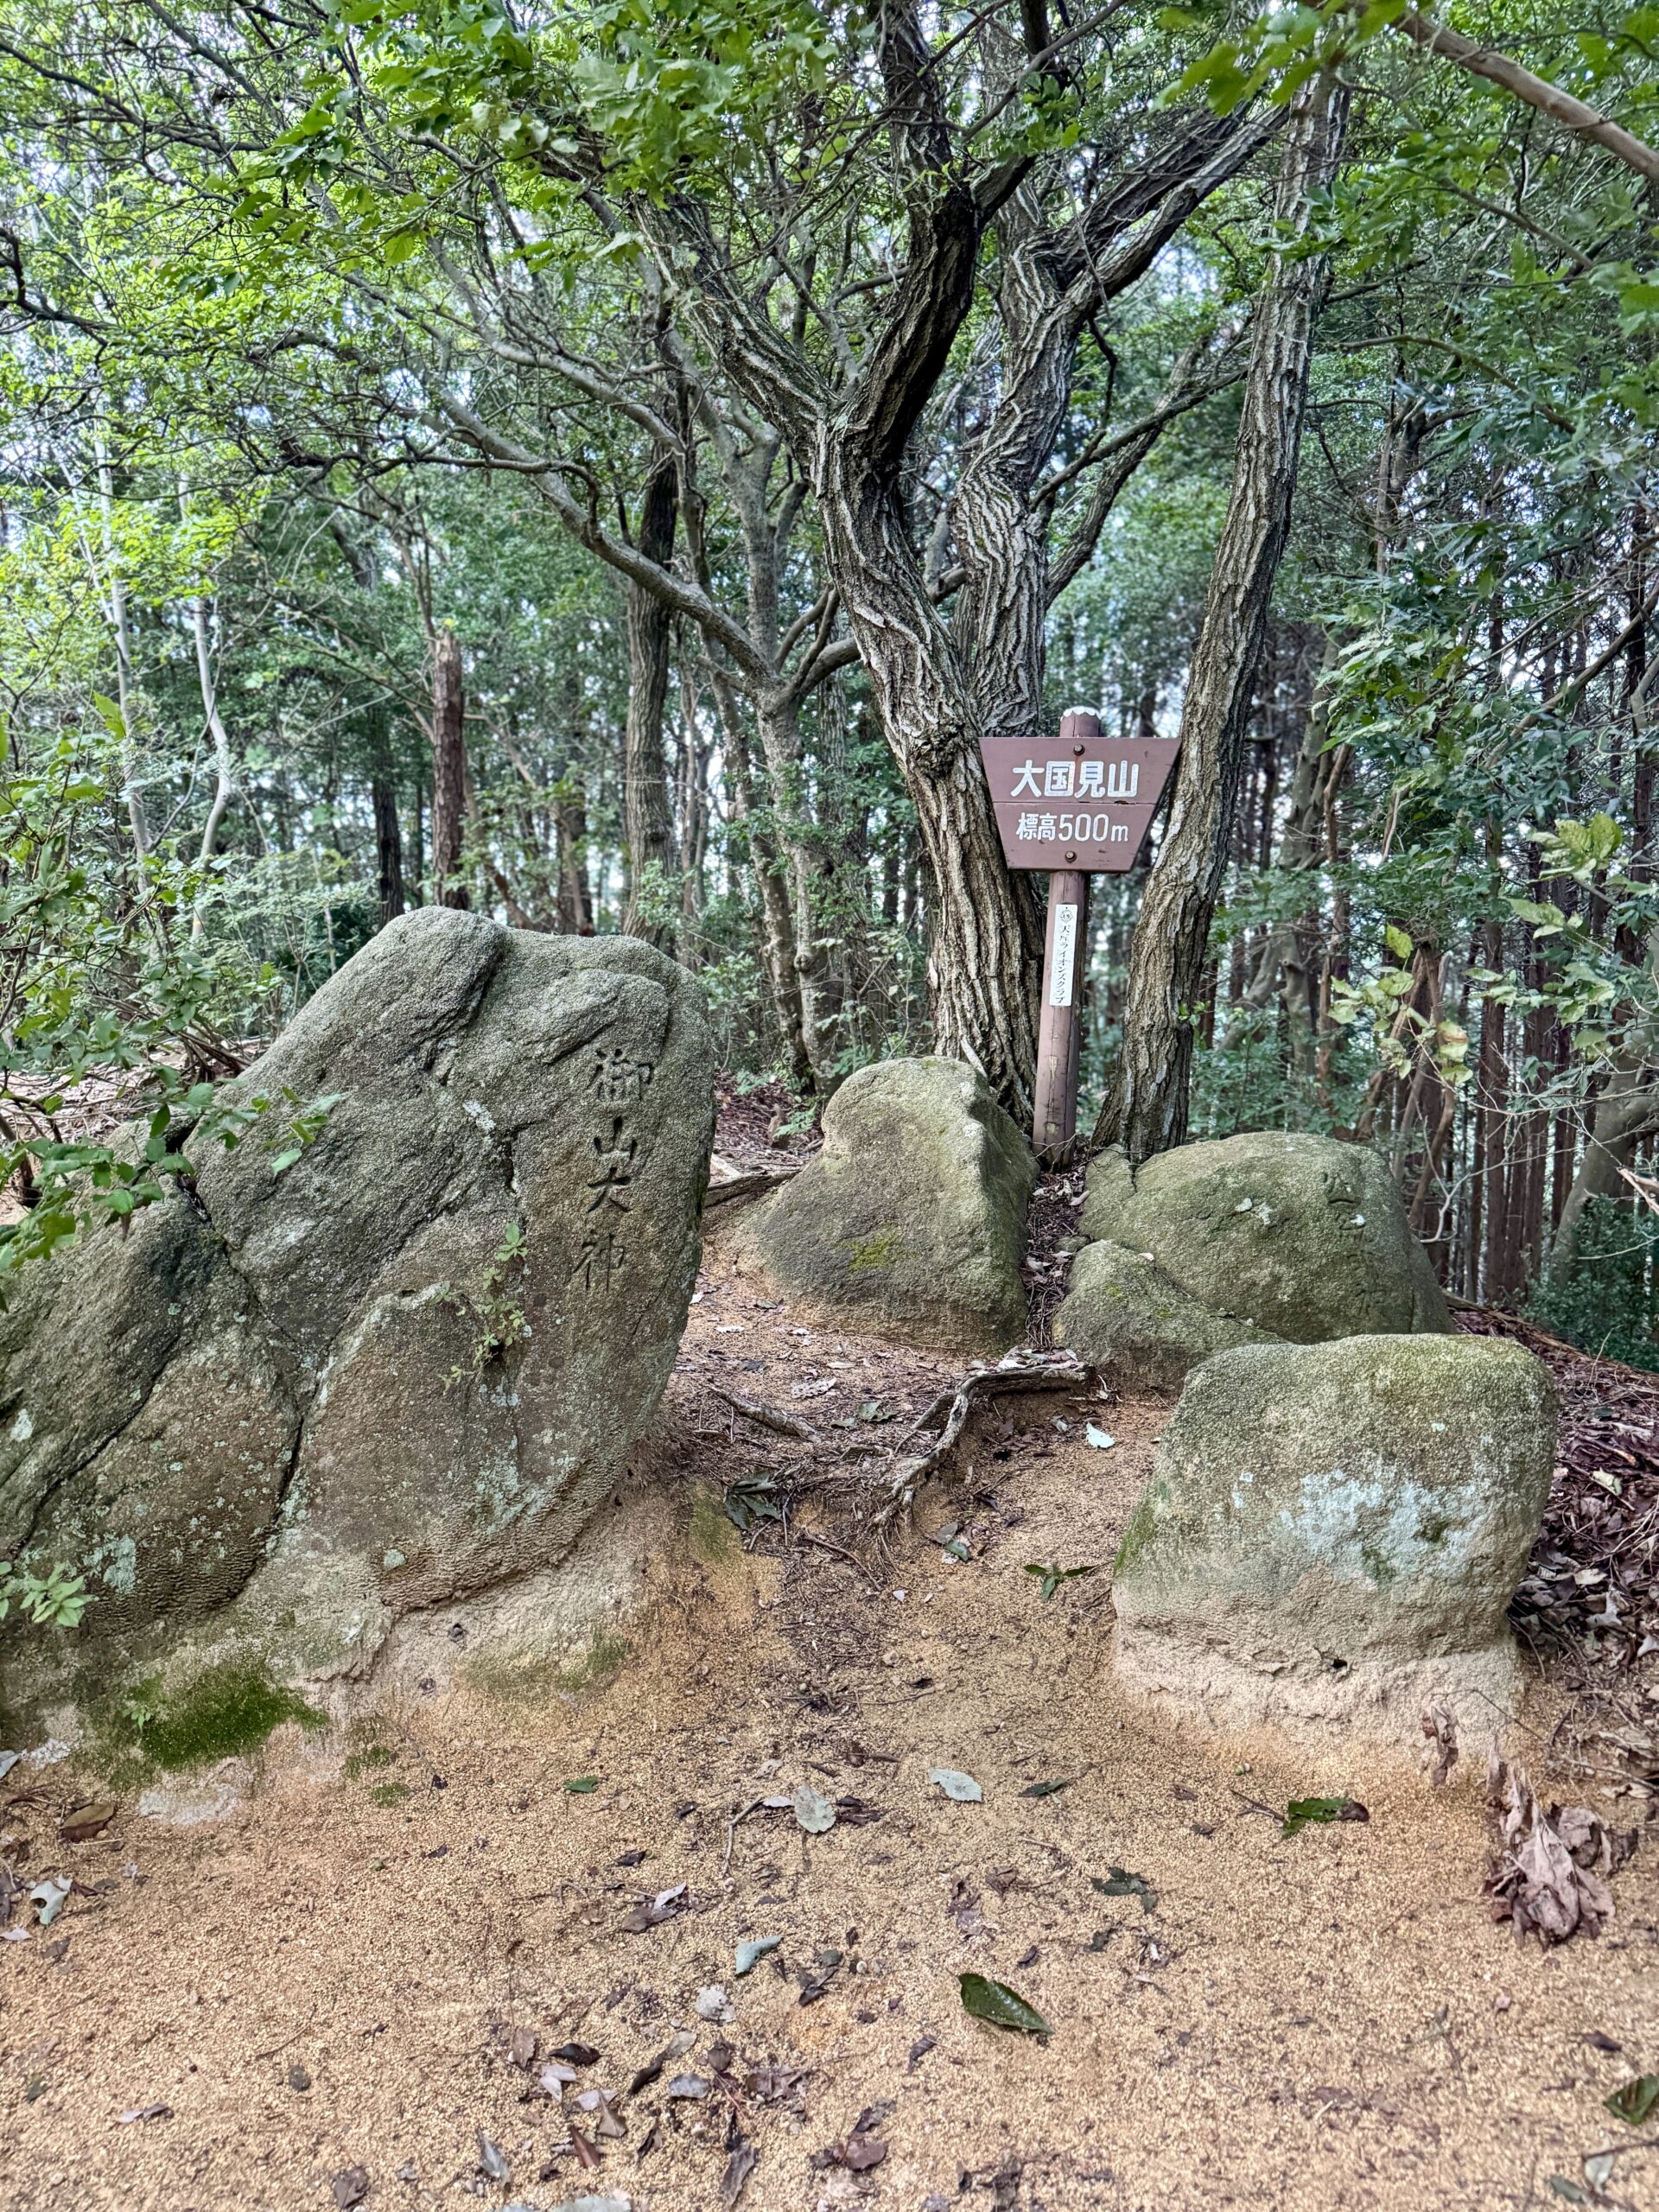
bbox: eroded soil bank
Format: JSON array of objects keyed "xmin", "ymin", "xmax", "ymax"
[{"xmin": 3, "ymin": 1244, "xmax": 1657, "ymax": 2212}]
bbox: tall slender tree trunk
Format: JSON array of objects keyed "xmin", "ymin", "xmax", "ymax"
[
  {"xmin": 188, "ymin": 590, "xmax": 235, "ymax": 941},
  {"xmin": 554, "ymin": 776, "xmax": 594, "ymax": 933},
  {"xmin": 372, "ymin": 774, "xmax": 406, "ymax": 926},
  {"xmin": 623, "ymin": 458, "xmax": 680, "ymax": 947},
  {"xmin": 1101, "ymin": 76, "xmax": 1350, "ymax": 1160},
  {"xmin": 709, "ymin": 671, "xmax": 812, "ymax": 1085},
  {"xmin": 429, "ymin": 629, "xmax": 469, "ymax": 910}
]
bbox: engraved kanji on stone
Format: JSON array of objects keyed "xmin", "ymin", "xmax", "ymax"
[
  {"xmin": 570, "ymin": 1230, "xmax": 620, "ymax": 1291},
  {"xmin": 592, "ymin": 1048, "xmax": 655, "ymax": 1103},
  {"xmin": 586, "ymin": 1117, "xmax": 639, "ymax": 1213}
]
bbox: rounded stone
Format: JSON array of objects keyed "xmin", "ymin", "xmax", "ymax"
[
  {"xmin": 1077, "ymin": 1129, "xmax": 1450, "ymax": 1349},
  {"xmin": 733, "ymin": 1056, "xmax": 1036, "ymax": 1351},
  {"xmin": 1110, "ymin": 1332, "xmax": 1556, "ymax": 1748}
]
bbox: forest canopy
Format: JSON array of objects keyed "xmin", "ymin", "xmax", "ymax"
[{"xmin": 5, "ymin": 0, "xmax": 1659, "ymax": 1358}]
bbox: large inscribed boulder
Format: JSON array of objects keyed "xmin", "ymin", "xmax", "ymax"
[
  {"xmin": 1111, "ymin": 1333, "xmax": 1555, "ymax": 1745},
  {"xmin": 0, "ymin": 910, "xmax": 715, "ymax": 1670},
  {"xmin": 1058, "ymin": 1129, "xmax": 1448, "ymax": 1385},
  {"xmin": 734, "ymin": 1057, "xmax": 1036, "ymax": 1351}
]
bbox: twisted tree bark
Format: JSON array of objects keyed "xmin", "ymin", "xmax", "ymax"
[
  {"xmin": 622, "ymin": 454, "xmax": 679, "ymax": 948},
  {"xmin": 1102, "ymin": 75, "xmax": 1350, "ymax": 1160}
]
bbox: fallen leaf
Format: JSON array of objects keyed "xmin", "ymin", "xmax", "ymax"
[
  {"xmin": 928, "ymin": 1768, "xmax": 982, "ymax": 1802},
  {"xmin": 907, "ymin": 2034, "xmax": 937, "ymax": 2071},
  {"xmin": 59, "ymin": 1801, "xmax": 118, "ymax": 1844},
  {"xmin": 1605, "ymin": 2074, "xmax": 1659, "ymax": 2126},
  {"xmin": 1584, "ymin": 2031, "xmax": 1624, "ymax": 2054},
  {"xmin": 551, "ymin": 2041, "xmax": 601, "ymax": 2066},
  {"xmin": 1281, "ymin": 1796, "xmax": 1370, "ymax": 1839},
  {"xmin": 564, "ymin": 1777, "xmax": 600, "ymax": 1796},
  {"xmin": 721, "ymin": 2137, "xmax": 759, "ymax": 2210},
  {"xmin": 507, "ymin": 2025, "xmax": 537, "ymax": 2069},
  {"xmin": 735, "ymin": 1935, "xmax": 782, "ymax": 1976},
  {"xmin": 1487, "ymin": 1752, "xmax": 1628, "ymax": 1945},
  {"xmin": 1020, "ymin": 1778, "xmax": 1074, "ymax": 1799},
  {"xmin": 626, "ymin": 2027, "xmax": 695, "ymax": 2095},
  {"xmin": 1420, "ymin": 1706, "xmax": 1459, "ymax": 1788},
  {"xmin": 539, "ymin": 2062, "xmax": 578, "ymax": 2093},
  {"xmin": 1084, "ymin": 1425, "xmax": 1116, "ymax": 1450},
  {"xmin": 569, "ymin": 2124, "xmax": 602, "ymax": 2171},
  {"xmin": 1022, "ymin": 1562, "xmax": 1094, "ymax": 1602},
  {"xmin": 834, "ymin": 1796, "xmax": 884, "ymax": 1825},
  {"xmin": 331, "ymin": 2168, "xmax": 369, "ymax": 2209},
  {"xmin": 958, "ymin": 1973, "xmax": 1049, "ymax": 2037},
  {"xmin": 29, "ymin": 1878, "xmax": 69, "ymax": 1927},
  {"xmin": 619, "ymin": 1883, "xmax": 687, "ymax": 1933},
  {"xmin": 842, "ymin": 2136, "xmax": 888, "ymax": 2171},
  {"xmin": 115, "ymin": 2102, "xmax": 171, "ymax": 2125},
  {"xmin": 1092, "ymin": 1867, "xmax": 1157, "ymax": 1912},
  {"xmin": 792, "ymin": 1783, "xmax": 837, "ymax": 1834},
  {"xmin": 665, "ymin": 2073, "xmax": 710, "ymax": 2100},
  {"xmin": 475, "ymin": 2132, "xmax": 511, "ymax": 2183},
  {"xmin": 1547, "ymin": 2179, "xmax": 1588, "ymax": 2203}
]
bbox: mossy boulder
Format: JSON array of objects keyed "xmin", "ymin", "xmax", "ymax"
[
  {"xmin": 1053, "ymin": 1239, "xmax": 1280, "ymax": 1389},
  {"xmin": 1061, "ymin": 1130, "xmax": 1448, "ymax": 1386},
  {"xmin": 0, "ymin": 909, "xmax": 715, "ymax": 1673},
  {"xmin": 1111, "ymin": 1333, "xmax": 1555, "ymax": 1746},
  {"xmin": 734, "ymin": 1057, "xmax": 1036, "ymax": 1351}
]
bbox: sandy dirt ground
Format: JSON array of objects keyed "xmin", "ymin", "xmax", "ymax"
[{"xmin": 3, "ymin": 1230, "xmax": 1658, "ymax": 2212}]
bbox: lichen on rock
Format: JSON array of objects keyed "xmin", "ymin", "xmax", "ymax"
[
  {"xmin": 733, "ymin": 1055, "xmax": 1036, "ymax": 1351},
  {"xmin": 1058, "ymin": 1128, "xmax": 1449, "ymax": 1389},
  {"xmin": 1110, "ymin": 1332, "xmax": 1556, "ymax": 1748},
  {"xmin": 0, "ymin": 909, "xmax": 715, "ymax": 1682}
]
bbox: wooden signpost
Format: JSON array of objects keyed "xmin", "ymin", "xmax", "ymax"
[{"xmin": 979, "ymin": 709, "xmax": 1179, "ymax": 1165}]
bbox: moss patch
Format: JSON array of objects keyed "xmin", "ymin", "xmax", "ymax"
[
  {"xmin": 461, "ymin": 1630, "xmax": 630, "ymax": 1707},
  {"xmin": 688, "ymin": 1487, "xmax": 739, "ymax": 1567},
  {"xmin": 342, "ymin": 1744, "xmax": 398, "ymax": 1780},
  {"xmin": 846, "ymin": 1228, "xmax": 902, "ymax": 1272},
  {"xmin": 98, "ymin": 1662, "xmax": 324, "ymax": 1783}
]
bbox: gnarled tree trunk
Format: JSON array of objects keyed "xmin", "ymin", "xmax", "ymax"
[{"xmin": 1102, "ymin": 76, "xmax": 1350, "ymax": 1160}]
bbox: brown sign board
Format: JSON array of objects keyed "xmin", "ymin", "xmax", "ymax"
[{"xmin": 980, "ymin": 733, "xmax": 1179, "ymax": 874}]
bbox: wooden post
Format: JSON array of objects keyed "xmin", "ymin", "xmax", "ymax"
[{"xmin": 1033, "ymin": 707, "xmax": 1097, "ymax": 1163}]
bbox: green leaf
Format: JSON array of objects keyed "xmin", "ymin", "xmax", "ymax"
[
  {"xmin": 1024, "ymin": 1562, "xmax": 1092, "ymax": 1601},
  {"xmin": 563, "ymin": 1776, "xmax": 600, "ymax": 1795},
  {"xmin": 1281, "ymin": 1796, "xmax": 1370, "ymax": 1838},
  {"xmin": 1605, "ymin": 2075, "xmax": 1659, "ymax": 2126},
  {"xmin": 1020, "ymin": 1777, "xmax": 1075, "ymax": 1798},
  {"xmin": 959, "ymin": 1973, "xmax": 1049, "ymax": 2036},
  {"xmin": 734, "ymin": 1935, "xmax": 781, "ymax": 1976},
  {"xmin": 269, "ymin": 1145, "xmax": 303, "ymax": 1179},
  {"xmin": 1092, "ymin": 1866, "xmax": 1157, "ymax": 1911},
  {"xmin": 89, "ymin": 691, "xmax": 127, "ymax": 741},
  {"xmin": 1383, "ymin": 922, "xmax": 1413, "ymax": 960}
]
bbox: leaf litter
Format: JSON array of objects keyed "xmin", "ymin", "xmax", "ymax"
[{"xmin": 1484, "ymin": 1751, "xmax": 1635, "ymax": 1943}]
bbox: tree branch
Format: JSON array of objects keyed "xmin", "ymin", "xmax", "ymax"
[{"xmin": 1394, "ymin": 11, "xmax": 1659, "ymax": 183}]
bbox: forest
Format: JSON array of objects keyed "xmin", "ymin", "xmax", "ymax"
[
  {"xmin": 6, "ymin": 0, "xmax": 1659, "ymax": 1359},
  {"xmin": 11, "ymin": 11, "xmax": 1659, "ymax": 2209}
]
